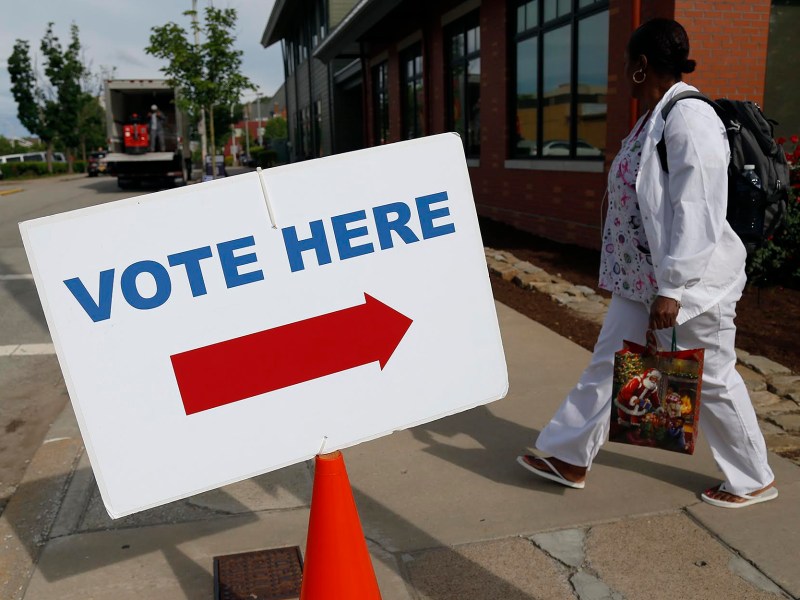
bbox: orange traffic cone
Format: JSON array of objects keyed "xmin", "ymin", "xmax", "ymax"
[{"xmin": 300, "ymin": 451, "xmax": 382, "ymax": 599}]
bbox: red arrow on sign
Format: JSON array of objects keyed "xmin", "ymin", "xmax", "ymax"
[{"xmin": 171, "ymin": 294, "xmax": 413, "ymax": 415}]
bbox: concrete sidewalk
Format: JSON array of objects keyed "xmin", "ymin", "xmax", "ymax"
[{"xmin": 2, "ymin": 302, "xmax": 798, "ymax": 599}]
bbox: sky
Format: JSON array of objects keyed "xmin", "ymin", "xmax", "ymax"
[{"xmin": 0, "ymin": 0, "xmax": 284, "ymax": 138}]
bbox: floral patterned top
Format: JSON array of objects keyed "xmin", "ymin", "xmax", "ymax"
[{"xmin": 599, "ymin": 111, "xmax": 659, "ymax": 305}]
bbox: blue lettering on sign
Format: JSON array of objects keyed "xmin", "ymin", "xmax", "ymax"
[
  {"xmin": 167, "ymin": 246, "xmax": 213, "ymax": 297},
  {"xmin": 121, "ymin": 260, "xmax": 172, "ymax": 310},
  {"xmin": 280, "ymin": 190, "xmax": 455, "ymax": 272},
  {"xmin": 217, "ymin": 236, "xmax": 265, "ymax": 288},
  {"xmin": 64, "ymin": 235, "xmax": 265, "ymax": 323},
  {"xmin": 282, "ymin": 220, "xmax": 332, "ymax": 273},
  {"xmin": 64, "ymin": 269, "xmax": 115, "ymax": 323},
  {"xmin": 65, "ymin": 191, "xmax": 457, "ymax": 321},
  {"xmin": 416, "ymin": 192, "xmax": 456, "ymax": 239},
  {"xmin": 331, "ymin": 210, "xmax": 375, "ymax": 260},
  {"xmin": 372, "ymin": 202, "xmax": 420, "ymax": 250}
]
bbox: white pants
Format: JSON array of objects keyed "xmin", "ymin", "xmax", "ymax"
[{"xmin": 535, "ymin": 285, "xmax": 774, "ymax": 496}]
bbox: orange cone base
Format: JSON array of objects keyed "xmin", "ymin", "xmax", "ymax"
[{"xmin": 300, "ymin": 451, "xmax": 382, "ymax": 600}]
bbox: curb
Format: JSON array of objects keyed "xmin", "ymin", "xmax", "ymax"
[{"xmin": 485, "ymin": 246, "xmax": 800, "ymax": 464}]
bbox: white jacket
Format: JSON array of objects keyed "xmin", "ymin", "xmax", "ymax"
[{"xmin": 635, "ymin": 81, "xmax": 747, "ymax": 324}]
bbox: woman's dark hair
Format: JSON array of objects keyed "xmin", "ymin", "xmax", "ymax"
[{"xmin": 627, "ymin": 18, "xmax": 696, "ymax": 79}]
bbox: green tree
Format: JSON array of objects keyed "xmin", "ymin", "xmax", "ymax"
[
  {"xmin": 263, "ymin": 116, "xmax": 287, "ymax": 141},
  {"xmin": 7, "ymin": 23, "xmax": 95, "ymax": 174},
  {"xmin": 7, "ymin": 39, "xmax": 59, "ymax": 172},
  {"xmin": 146, "ymin": 6, "xmax": 255, "ymax": 176},
  {"xmin": 40, "ymin": 23, "xmax": 87, "ymax": 173},
  {"xmin": 77, "ymin": 93, "xmax": 107, "ymax": 160}
]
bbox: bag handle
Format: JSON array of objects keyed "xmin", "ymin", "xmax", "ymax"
[{"xmin": 645, "ymin": 328, "xmax": 678, "ymax": 355}]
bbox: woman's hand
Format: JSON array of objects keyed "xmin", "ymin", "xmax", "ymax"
[{"xmin": 649, "ymin": 295, "xmax": 681, "ymax": 330}]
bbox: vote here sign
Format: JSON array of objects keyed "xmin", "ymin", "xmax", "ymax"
[{"xmin": 20, "ymin": 133, "xmax": 508, "ymax": 518}]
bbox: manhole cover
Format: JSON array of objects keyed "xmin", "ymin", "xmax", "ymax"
[{"xmin": 214, "ymin": 546, "xmax": 303, "ymax": 600}]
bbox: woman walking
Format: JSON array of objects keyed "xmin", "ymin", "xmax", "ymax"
[{"xmin": 517, "ymin": 18, "xmax": 777, "ymax": 508}]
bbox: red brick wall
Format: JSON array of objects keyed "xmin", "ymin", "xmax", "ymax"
[
  {"xmin": 676, "ymin": 0, "xmax": 771, "ymax": 104},
  {"xmin": 358, "ymin": 0, "xmax": 771, "ymax": 249}
]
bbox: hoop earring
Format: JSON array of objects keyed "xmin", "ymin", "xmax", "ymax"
[{"xmin": 633, "ymin": 70, "xmax": 646, "ymax": 84}]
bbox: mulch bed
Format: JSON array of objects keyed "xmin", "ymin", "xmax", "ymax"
[{"xmin": 480, "ymin": 217, "xmax": 800, "ymax": 374}]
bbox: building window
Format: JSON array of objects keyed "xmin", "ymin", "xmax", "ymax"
[
  {"xmin": 372, "ymin": 61, "xmax": 389, "ymax": 145},
  {"xmin": 313, "ymin": 99, "xmax": 323, "ymax": 157},
  {"xmin": 513, "ymin": 0, "xmax": 608, "ymax": 160},
  {"xmin": 312, "ymin": 0, "xmax": 326, "ymax": 48},
  {"xmin": 447, "ymin": 13, "xmax": 480, "ymax": 158},
  {"xmin": 401, "ymin": 43, "xmax": 424, "ymax": 140},
  {"xmin": 283, "ymin": 39, "xmax": 295, "ymax": 76}
]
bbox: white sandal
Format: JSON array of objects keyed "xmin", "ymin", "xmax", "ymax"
[
  {"xmin": 516, "ymin": 455, "xmax": 585, "ymax": 489},
  {"xmin": 701, "ymin": 483, "xmax": 778, "ymax": 509}
]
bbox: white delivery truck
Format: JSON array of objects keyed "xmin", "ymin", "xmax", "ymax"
[{"xmin": 103, "ymin": 79, "xmax": 190, "ymax": 189}]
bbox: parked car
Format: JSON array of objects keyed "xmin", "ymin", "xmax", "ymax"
[
  {"xmin": 87, "ymin": 151, "xmax": 107, "ymax": 177},
  {"xmin": 541, "ymin": 140, "xmax": 603, "ymax": 157}
]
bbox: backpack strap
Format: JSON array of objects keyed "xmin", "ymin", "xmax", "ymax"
[{"xmin": 656, "ymin": 91, "xmax": 728, "ymax": 173}]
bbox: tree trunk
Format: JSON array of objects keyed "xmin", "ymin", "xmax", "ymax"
[
  {"xmin": 46, "ymin": 142, "xmax": 53, "ymax": 174},
  {"xmin": 67, "ymin": 150, "xmax": 74, "ymax": 175},
  {"xmin": 209, "ymin": 105, "xmax": 216, "ymax": 180}
]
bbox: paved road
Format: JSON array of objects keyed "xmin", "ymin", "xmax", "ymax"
[
  {"xmin": 0, "ymin": 169, "xmax": 252, "ymax": 514},
  {"xmin": 0, "ymin": 175, "xmax": 146, "ymax": 513}
]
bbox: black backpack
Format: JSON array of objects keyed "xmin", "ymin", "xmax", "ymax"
[{"xmin": 656, "ymin": 92, "xmax": 790, "ymax": 255}]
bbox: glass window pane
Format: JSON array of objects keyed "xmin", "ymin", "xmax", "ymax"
[
  {"xmin": 517, "ymin": 5, "xmax": 526, "ymax": 33},
  {"xmin": 515, "ymin": 36, "xmax": 538, "ymax": 157},
  {"xmin": 451, "ymin": 63, "xmax": 465, "ymax": 139},
  {"xmin": 543, "ymin": 25, "xmax": 571, "ymax": 153},
  {"xmin": 402, "ymin": 47, "xmax": 424, "ymax": 140},
  {"xmin": 467, "ymin": 58, "xmax": 481, "ymax": 157},
  {"xmin": 451, "ymin": 32, "xmax": 464, "ymax": 59},
  {"xmin": 559, "ymin": 0, "xmax": 571, "ymax": 16},
  {"xmin": 467, "ymin": 26, "xmax": 480, "ymax": 54},
  {"xmin": 526, "ymin": 0, "xmax": 539, "ymax": 29},
  {"xmin": 579, "ymin": 0, "xmax": 597, "ymax": 7},
  {"xmin": 415, "ymin": 77, "xmax": 424, "ymax": 138},
  {"xmin": 544, "ymin": 0, "xmax": 557, "ymax": 22},
  {"xmin": 577, "ymin": 10, "xmax": 608, "ymax": 158}
]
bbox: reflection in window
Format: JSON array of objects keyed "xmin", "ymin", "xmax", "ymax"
[
  {"xmin": 515, "ymin": 37, "xmax": 537, "ymax": 157},
  {"xmin": 373, "ymin": 62, "xmax": 389, "ymax": 145},
  {"xmin": 402, "ymin": 44, "xmax": 424, "ymax": 139},
  {"xmin": 513, "ymin": 0, "xmax": 608, "ymax": 159},
  {"xmin": 447, "ymin": 12, "xmax": 480, "ymax": 158},
  {"xmin": 577, "ymin": 11, "xmax": 609, "ymax": 156},
  {"xmin": 542, "ymin": 25, "xmax": 571, "ymax": 151}
]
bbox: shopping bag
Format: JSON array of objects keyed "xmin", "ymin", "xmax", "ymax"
[{"xmin": 609, "ymin": 329, "xmax": 704, "ymax": 454}]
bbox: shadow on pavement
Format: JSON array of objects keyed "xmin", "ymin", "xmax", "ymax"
[
  {"xmin": 413, "ymin": 404, "xmax": 716, "ymax": 496},
  {"xmin": 353, "ymin": 486, "xmax": 540, "ymax": 600}
]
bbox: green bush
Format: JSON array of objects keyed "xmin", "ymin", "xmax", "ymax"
[
  {"xmin": 0, "ymin": 161, "xmax": 76, "ymax": 178},
  {"xmin": 251, "ymin": 146, "xmax": 277, "ymax": 168},
  {"xmin": 747, "ymin": 190, "xmax": 800, "ymax": 288}
]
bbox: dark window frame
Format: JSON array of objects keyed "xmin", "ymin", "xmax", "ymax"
[
  {"xmin": 511, "ymin": 0, "xmax": 609, "ymax": 160},
  {"xmin": 372, "ymin": 61, "xmax": 390, "ymax": 145},
  {"xmin": 446, "ymin": 11, "xmax": 481, "ymax": 159},
  {"xmin": 401, "ymin": 42, "xmax": 424, "ymax": 140}
]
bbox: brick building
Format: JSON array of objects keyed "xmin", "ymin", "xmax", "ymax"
[{"xmin": 265, "ymin": 0, "xmax": 786, "ymax": 250}]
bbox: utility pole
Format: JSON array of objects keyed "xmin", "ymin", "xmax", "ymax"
[
  {"xmin": 231, "ymin": 104, "xmax": 238, "ymax": 166},
  {"xmin": 192, "ymin": 0, "xmax": 208, "ymax": 171},
  {"xmin": 245, "ymin": 102, "xmax": 250, "ymax": 161},
  {"xmin": 257, "ymin": 94, "xmax": 263, "ymax": 147}
]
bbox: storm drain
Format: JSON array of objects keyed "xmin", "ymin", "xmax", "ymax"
[{"xmin": 214, "ymin": 546, "xmax": 304, "ymax": 600}]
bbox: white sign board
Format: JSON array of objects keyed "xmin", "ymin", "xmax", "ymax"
[{"xmin": 21, "ymin": 134, "xmax": 508, "ymax": 518}]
